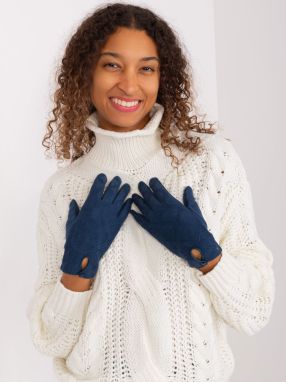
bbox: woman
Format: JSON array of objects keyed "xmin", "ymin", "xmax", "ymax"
[{"xmin": 27, "ymin": 3, "xmax": 275, "ymax": 381}]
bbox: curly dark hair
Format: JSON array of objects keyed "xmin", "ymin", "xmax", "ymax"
[{"xmin": 43, "ymin": 2, "xmax": 218, "ymax": 168}]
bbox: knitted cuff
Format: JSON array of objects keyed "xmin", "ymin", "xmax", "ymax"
[
  {"xmin": 43, "ymin": 279, "xmax": 93, "ymax": 320},
  {"xmin": 193, "ymin": 251, "xmax": 243, "ymax": 293}
]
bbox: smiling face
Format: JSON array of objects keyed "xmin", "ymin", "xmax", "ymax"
[{"xmin": 90, "ymin": 27, "xmax": 160, "ymax": 132}]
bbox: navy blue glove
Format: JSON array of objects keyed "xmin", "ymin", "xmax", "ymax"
[
  {"xmin": 60, "ymin": 173, "xmax": 133, "ymax": 279},
  {"xmin": 130, "ymin": 177, "xmax": 222, "ymax": 269}
]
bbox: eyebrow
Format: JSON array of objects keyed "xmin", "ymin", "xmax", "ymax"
[{"xmin": 99, "ymin": 51, "xmax": 159, "ymax": 62}]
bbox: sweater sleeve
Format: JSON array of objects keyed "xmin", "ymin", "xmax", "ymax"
[
  {"xmin": 26, "ymin": 175, "xmax": 93, "ymax": 358},
  {"xmin": 194, "ymin": 139, "xmax": 275, "ymax": 336}
]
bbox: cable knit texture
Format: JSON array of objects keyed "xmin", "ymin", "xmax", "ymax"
[{"xmin": 26, "ymin": 103, "xmax": 275, "ymax": 382}]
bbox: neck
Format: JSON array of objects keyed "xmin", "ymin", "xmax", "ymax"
[{"xmin": 84, "ymin": 103, "xmax": 165, "ymax": 171}]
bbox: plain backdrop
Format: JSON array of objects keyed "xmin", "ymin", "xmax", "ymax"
[{"xmin": 0, "ymin": 0, "xmax": 284, "ymax": 381}]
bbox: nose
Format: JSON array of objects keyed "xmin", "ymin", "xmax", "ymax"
[{"xmin": 117, "ymin": 69, "xmax": 140, "ymax": 95}]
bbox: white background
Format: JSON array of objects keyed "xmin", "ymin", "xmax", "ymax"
[
  {"xmin": 0, "ymin": 0, "xmax": 284, "ymax": 380},
  {"xmin": 214, "ymin": 0, "xmax": 285, "ymax": 380}
]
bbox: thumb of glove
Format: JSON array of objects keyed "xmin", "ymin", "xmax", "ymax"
[
  {"xmin": 183, "ymin": 186, "xmax": 207, "ymax": 224},
  {"xmin": 66, "ymin": 199, "xmax": 80, "ymax": 234},
  {"xmin": 183, "ymin": 186, "xmax": 200, "ymax": 211}
]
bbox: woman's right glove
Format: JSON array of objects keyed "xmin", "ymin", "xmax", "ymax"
[{"xmin": 60, "ymin": 173, "xmax": 133, "ymax": 279}]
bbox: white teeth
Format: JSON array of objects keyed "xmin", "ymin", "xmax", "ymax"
[{"xmin": 110, "ymin": 97, "xmax": 140, "ymax": 107}]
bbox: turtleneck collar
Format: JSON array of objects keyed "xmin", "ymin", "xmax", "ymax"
[{"xmin": 84, "ymin": 102, "xmax": 165, "ymax": 171}]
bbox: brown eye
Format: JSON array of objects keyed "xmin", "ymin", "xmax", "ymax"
[
  {"xmin": 142, "ymin": 67, "xmax": 155, "ymax": 72},
  {"xmin": 103, "ymin": 63, "xmax": 119, "ymax": 69},
  {"xmin": 103, "ymin": 63, "xmax": 155, "ymax": 72}
]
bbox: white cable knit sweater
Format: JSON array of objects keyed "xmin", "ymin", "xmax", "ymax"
[{"xmin": 27, "ymin": 103, "xmax": 275, "ymax": 382}]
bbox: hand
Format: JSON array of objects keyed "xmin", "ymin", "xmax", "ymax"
[
  {"xmin": 60, "ymin": 173, "xmax": 133, "ymax": 279},
  {"xmin": 130, "ymin": 177, "xmax": 222, "ymax": 269}
]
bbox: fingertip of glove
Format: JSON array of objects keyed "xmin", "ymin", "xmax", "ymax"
[
  {"xmin": 149, "ymin": 177, "xmax": 159, "ymax": 187},
  {"xmin": 97, "ymin": 173, "xmax": 107, "ymax": 182},
  {"xmin": 124, "ymin": 183, "xmax": 131, "ymax": 193}
]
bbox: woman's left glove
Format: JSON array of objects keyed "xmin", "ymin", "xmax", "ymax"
[{"xmin": 130, "ymin": 177, "xmax": 222, "ymax": 269}]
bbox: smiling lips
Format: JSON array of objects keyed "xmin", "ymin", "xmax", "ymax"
[
  {"xmin": 109, "ymin": 97, "xmax": 142, "ymax": 112},
  {"xmin": 110, "ymin": 96, "xmax": 142, "ymax": 102}
]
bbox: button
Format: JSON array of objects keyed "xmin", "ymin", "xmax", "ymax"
[
  {"xmin": 191, "ymin": 248, "xmax": 202, "ymax": 260},
  {"xmin": 81, "ymin": 257, "xmax": 89, "ymax": 269}
]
